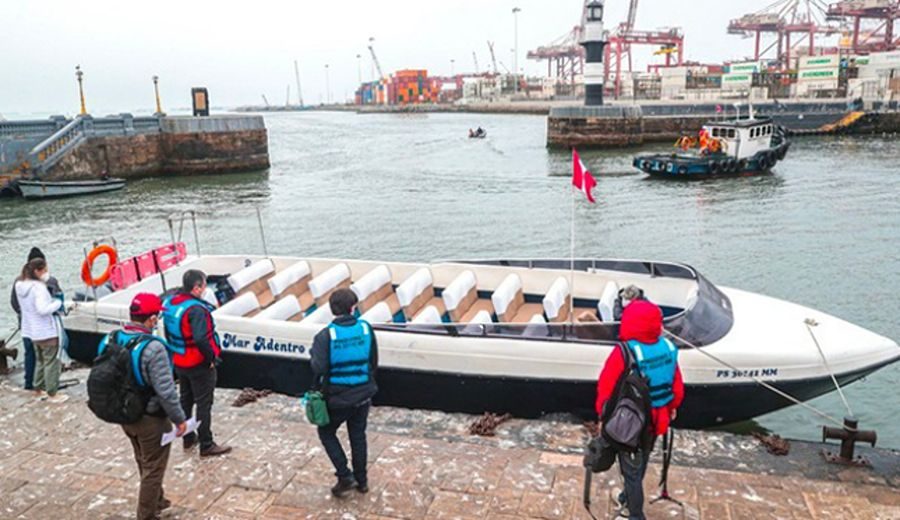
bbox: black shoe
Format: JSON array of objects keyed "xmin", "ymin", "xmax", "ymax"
[
  {"xmin": 183, "ymin": 434, "xmax": 197, "ymax": 451},
  {"xmin": 331, "ymin": 478, "xmax": 357, "ymax": 498},
  {"xmin": 157, "ymin": 497, "xmax": 172, "ymax": 511},
  {"xmin": 356, "ymin": 482, "xmax": 369, "ymax": 494}
]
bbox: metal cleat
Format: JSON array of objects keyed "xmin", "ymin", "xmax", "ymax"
[{"xmin": 821, "ymin": 416, "xmax": 876, "ymax": 467}]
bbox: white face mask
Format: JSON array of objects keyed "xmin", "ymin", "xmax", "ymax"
[{"xmin": 39, "ymin": 272, "xmax": 50, "ymax": 283}]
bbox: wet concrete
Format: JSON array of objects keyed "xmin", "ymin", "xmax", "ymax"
[{"xmin": 0, "ymin": 368, "xmax": 897, "ymax": 519}]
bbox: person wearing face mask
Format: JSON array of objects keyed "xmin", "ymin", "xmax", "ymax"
[
  {"xmin": 161, "ymin": 269, "xmax": 231, "ymax": 457},
  {"xmin": 14, "ymin": 257, "xmax": 66, "ymax": 402},
  {"xmin": 613, "ymin": 285, "xmax": 645, "ymax": 322},
  {"xmin": 10, "ymin": 247, "xmax": 62, "ymax": 391}
]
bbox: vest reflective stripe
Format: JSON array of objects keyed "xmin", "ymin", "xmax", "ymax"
[
  {"xmin": 626, "ymin": 338, "xmax": 678, "ymax": 408},
  {"xmin": 328, "ymin": 320, "xmax": 372, "ymax": 387},
  {"xmin": 98, "ymin": 330, "xmax": 172, "ymax": 388}
]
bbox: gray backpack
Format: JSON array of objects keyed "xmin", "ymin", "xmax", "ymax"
[{"xmin": 600, "ymin": 342, "xmax": 653, "ymax": 453}]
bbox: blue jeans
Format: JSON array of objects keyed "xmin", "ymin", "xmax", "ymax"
[
  {"xmin": 617, "ymin": 447, "xmax": 652, "ymax": 520},
  {"xmin": 22, "ymin": 338, "xmax": 35, "ymax": 390},
  {"xmin": 317, "ymin": 402, "xmax": 370, "ymax": 485}
]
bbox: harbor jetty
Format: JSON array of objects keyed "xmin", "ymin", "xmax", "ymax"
[
  {"xmin": 0, "ymin": 114, "xmax": 269, "ymax": 196},
  {"xmin": 0, "ymin": 371, "xmax": 896, "ymax": 519}
]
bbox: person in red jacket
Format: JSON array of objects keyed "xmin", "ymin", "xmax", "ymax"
[{"xmin": 595, "ymin": 299, "xmax": 684, "ymax": 520}]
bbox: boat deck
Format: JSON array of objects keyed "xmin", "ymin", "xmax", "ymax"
[{"xmin": 0, "ymin": 370, "xmax": 897, "ymax": 519}]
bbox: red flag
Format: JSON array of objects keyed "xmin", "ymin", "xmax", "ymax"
[{"xmin": 572, "ymin": 149, "xmax": 597, "ymax": 203}]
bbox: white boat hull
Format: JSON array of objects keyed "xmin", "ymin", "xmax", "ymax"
[{"xmin": 18, "ymin": 179, "xmax": 125, "ymax": 199}]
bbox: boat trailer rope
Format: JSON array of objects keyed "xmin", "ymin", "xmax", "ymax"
[
  {"xmin": 663, "ymin": 329, "xmax": 856, "ymax": 433},
  {"xmin": 804, "ymin": 318, "xmax": 854, "ymax": 418}
]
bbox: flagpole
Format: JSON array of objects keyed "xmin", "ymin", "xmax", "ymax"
[{"xmin": 569, "ymin": 183, "xmax": 576, "ymax": 326}]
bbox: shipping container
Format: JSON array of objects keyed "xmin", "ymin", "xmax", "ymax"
[{"xmin": 799, "ymin": 55, "xmax": 840, "ymax": 69}]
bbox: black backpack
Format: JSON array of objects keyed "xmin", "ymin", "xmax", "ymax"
[
  {"xmin": 600, "ymin": 342, "xmax": 653, "ymax": 453},
  {"xmin": 87, "ymin": 332, "xmax": 153, "ymax": 425}
]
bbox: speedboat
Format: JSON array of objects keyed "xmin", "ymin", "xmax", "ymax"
[
  {"xmin": 63, "ymin": 243, "xmax": 899, "ymax": 429},
  {"xmin": 17, "ymin": 177, "xmax": 125, "ymax": 199},
  {"xmin": 633, "ymin": 110, "xmax": 791, "ymax": 178}
]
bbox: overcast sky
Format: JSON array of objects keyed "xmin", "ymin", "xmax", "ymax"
[{"xmin": 2, "ymin": 0, "xmax": 837, "ymax": 117}]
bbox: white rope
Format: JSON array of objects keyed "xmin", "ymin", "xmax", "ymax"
[
  {"xmin": 804, "ymin": 318, "xmax": 854, "ymax": 417},
  {"xmin": 663, "ymin": 329, "xmax": 855, "ymax": 432}
]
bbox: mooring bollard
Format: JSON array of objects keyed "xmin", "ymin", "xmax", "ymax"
[{"xmin": 821, "ymin": 416, "xmax": 877, "ymax": 467}]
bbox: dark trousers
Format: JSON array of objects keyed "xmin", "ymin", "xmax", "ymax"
[
  {"xmin": 617, "ymin": 444, "xmax": 653, "ymax": 520},
  {"xmin": 176, "ymin": 366, "xmax": 217, "ymax": 449},
  {"xmin": 22, "ymin": 338, "xmax": 35, "ymax": 390},
  {"xmin": 317, "ymin": 402, "xmax": 370, "ymax": 485},
  {"xmin": 122, "ymin": 415, "xmax": 172, "ymax": 520}
]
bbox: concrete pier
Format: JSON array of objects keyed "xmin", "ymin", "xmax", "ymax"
[{"xmin": 0, "ymin": 369, "xmax": 897, "ymax": 519}]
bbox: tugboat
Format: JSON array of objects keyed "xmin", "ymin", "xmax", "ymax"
[{"xmin": 633, "ymin": 107, "xmax": 791, "ymax": 178}]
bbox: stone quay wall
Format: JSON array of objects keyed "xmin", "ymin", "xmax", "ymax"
[{"xmin": 46, "ymin": 115, "xmax": 269, "ymax": 181}]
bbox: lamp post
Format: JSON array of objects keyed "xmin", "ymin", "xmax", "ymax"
[
  {"xmin": 512, "ymin": 7, "xmax": 521, "ymax": 94},
  {"xmin": 75, "ymin": 65, "xmax": 87, "ymax": 115},
  {"xmin": 152, "ymin": 75, "xmax": 165, "ymax": 116},
  {"xmin": 450, "ymin": 59, "xmax": 455, "ymax": 76},
  {"xmin": 325, "ymin": 64, "xmax": 331, "ymax": 104},
  {"xmin": 356, "ymin": 54, "xmax": 362, "ymax": 85}
]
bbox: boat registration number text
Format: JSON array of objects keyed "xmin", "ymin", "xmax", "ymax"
[{"xmin": 716, "ymin": 368, "xmax": 778, "ymax": 379}]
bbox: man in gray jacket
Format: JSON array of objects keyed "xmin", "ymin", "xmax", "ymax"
[{"xmin": 99, "ymin": 293, "xmax": 187, "ymax": 520}]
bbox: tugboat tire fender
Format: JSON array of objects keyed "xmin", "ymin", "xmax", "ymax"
[
  {"xmin": 725, "ymin": 158, "xmax": 737, "ymax": 172},
  {"xmin": 737, "ymin": 159, "xmax": 748, "ymax": 171},
  {"xmin": 677, "ymin": 165, "xmax": 688, "ymax": 175},
  {"xmin": 709, "ymin": 161, "xmax": 721, "ymax": 174}
]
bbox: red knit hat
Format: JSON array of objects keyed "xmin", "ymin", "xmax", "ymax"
[
  {"xmin": 130, "ymin": 293, "xmax": 163, "ymax": 316},
  {"xmin": 619, "ymin": 299, "xmax": 663, "ymax": 344}
]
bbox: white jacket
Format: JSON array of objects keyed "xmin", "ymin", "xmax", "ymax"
[{"xmin": 14, "ymin": 279, "xmax": 62, "ymax": 341}]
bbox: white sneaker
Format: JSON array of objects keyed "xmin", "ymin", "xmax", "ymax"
[{"xmin": 47, "ymin": 394, "xmax": 69, "ymax": 403}]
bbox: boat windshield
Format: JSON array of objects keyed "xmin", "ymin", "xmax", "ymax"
[{"xmin": 662, "ymin": 273, "xmax": 733, "ymax": 347}]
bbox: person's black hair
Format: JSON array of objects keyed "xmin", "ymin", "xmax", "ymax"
[
  {"xmin": 130, "ymin": 313, "xmax": 156, "ymax": 324},
  {"xmin": 182, "ymin": 269, "xmax": 207, "ymax": 292},
  {"xmin": 329, "ymin": 288, "xmax": 358, "ymax": 316}
]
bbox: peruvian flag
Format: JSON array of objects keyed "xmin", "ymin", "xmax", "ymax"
[{"xmin": 572, "ymin": 148, "xmax": 597, "ymax": 203}]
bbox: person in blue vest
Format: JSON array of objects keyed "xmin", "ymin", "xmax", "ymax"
[
  {"xmin": 595, "ymin": 299, "xmax": 684, "ymax": 520},
  {"xmin": 100, "ymin": 293, "xmax": 188, "ymax": 520},
  {"xmin": 310, "ymin": 288, "xmax": 379, "ymax": 498}
]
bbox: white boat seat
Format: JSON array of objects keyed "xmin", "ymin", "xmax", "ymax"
[
  {"xmin": 523, "ymin": 313, "xmax": 550, "ymax": 337},
  {"xmin": 267, "ymin": 261, "xmax": 312, "ymax": 300},
  {"xmin": 543, "ymin": 277, "xmax": 571, "ymax": 323},
  {"xmin": 469, "ymin": 310, "xmax": 493, "ymax": 324},
  {"xmin": 443, "ymin": 270, "xmax": 494, "ymax": 323},
  {"xmin": 215, "ymin": 292, "xmax": 261, "ymax": 318},
  {"xmin": 597, "ymin": 281, "xmax": 619, "ymax": 322},
  {"xmin": 227, "ymin": 260, "xmax": 276, "ymax": 307},
  {"xmin": 411, "ymin": 305, "xmax": 443, "ymax": 324},
  {"xmin": 351, "ymin": 265, "xmax": 399, "ymax": 315},
  {"xmin": 201, "ymin": 287, "xmax": 219, "ymax": 308},
  {"xmin": 256, "ymin": 295, "xmax": 303, "ymax": 322},
  {"xmin": 300, "ymin": 304, "xmax": 334, "ymax": 328},
  {"xmin": 397, "ymin": 267, "xmax": 445, "ymax": 320},
  {"xmin": 491, "ymin": 273, "xmax": 543, "ymax": 323},
  {"xmin": 308, "ymin": 263, "xmax": 351, "ymax": 307},
  {"xmin": 360, "ymin": 301, "xmax": 393, "ymax": 324}
]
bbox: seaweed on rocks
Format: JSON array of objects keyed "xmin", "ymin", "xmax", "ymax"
[
  {"xmin": 469, "ymin": 412, "xmax": 512, "ymax": 437},
  {"xmin": 232, "ymin": 387, "xmax": 272, "ymax": 407}
]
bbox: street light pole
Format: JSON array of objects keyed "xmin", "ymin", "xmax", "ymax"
[
  {"xmin": 325, "ymin": 64, "xmax": 331, "ymax": 104},
  {"xmin": 75, "ymin": 65, "xmax": 87, "ymax": 115},
  {"xmin": 512, "ymin": 7, "xmax": 521, "ymax": 94},
  {"xmin": 450, "ymin": 59, "xmax": 455, "ymax": 76},
  {"xmin": 356, "ymin": 54, "xmax": 362, "ymax": 85},
  {"xmin": 152, "ymin": 75, "xmax": 165, "ymax": 116}
]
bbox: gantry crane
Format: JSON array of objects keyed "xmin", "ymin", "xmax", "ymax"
[
  {"xmin": 487, "ymin": 41, "xmax": 499, "ymax": 75},
  {"xmin": 368, "ymin": 37, "xmax": 385, "ymax": 80},
  {"xmin": 827, "ymin": 0, "xmax": 900, "ymax": 54}
]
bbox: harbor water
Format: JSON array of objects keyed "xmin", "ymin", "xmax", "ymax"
[{"xmin": 1, "ymin": 111, "xmax": 898, "ymax": 448}]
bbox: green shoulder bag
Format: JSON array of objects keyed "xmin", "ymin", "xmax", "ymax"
[{"xmin": 303, "ymin": 390, "xmax": 330, "ymax": 426}]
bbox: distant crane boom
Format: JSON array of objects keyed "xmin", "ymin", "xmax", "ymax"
[
  {"xmin": 368, "ymin": 37, "xmax": 384, "ymax": 79},
  {"xmin": 625, "ymin": 0, "xmax": 639, "ymax": 31},
  {"xmin": 487, "ymin": 41, "xmax": 499, "ymax": 74},
  {"xmin": 473, "ymin": 51, "xmax": 480, "ymax": 74},
  {"xmin": 261, "ymin": 95, "xmax": 270, "ymax": 108},
  {"xmin": 294, "ymin": 60, "xmax": 304, "ymax": 106}
]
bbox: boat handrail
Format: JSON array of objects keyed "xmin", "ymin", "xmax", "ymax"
[
  {"xmin": 166, "ymin": 210, "xmax": 201, "ymax": 259},
  {"xmin": 444, "ymin": 258, "xmax": 698, "ymax": 280}
]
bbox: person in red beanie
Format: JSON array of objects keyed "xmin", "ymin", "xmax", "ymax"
[{"xmin": 595, "ymin": 299, "xmax": 684, "ymax": 520}]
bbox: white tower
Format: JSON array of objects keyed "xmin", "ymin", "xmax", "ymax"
[{"xmin": 581, "ymin": 0, "xmax": 608, "ymax": 106}]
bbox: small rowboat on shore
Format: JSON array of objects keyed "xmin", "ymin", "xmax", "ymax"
[{"xmin": 17, "ymin": 178, "xmax": 125, "ymax": 200}]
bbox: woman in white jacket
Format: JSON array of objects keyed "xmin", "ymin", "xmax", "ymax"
[{"xmin": 15, "ymin": 258, "xmax": 66, "ymax": 403}]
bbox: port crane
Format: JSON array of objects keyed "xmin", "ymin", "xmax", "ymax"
[
  {"xmin": 294, "ymin": 60, "xmax": 304, "ymax": 106},
  {"xmin": 487, "ymin": 41, "xmax": 499, "ymax": 74},
  {"xmin": 473, "ymin": 51, "xmax": 480, "ymax": 74},
  {"xmin": 368, "ymin": 37, "xmax": 385, "ymax": 80},
  {"xmin": 261, "ymin": 95, "xmax": 270, "ymax": 108},
  {"xmin": 826, "ymin": 0, "xmax": 900, "ymax": 54}
]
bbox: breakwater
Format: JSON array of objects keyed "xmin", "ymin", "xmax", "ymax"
[
  {"xmin": 547, "ymin": 100, "xmax": 900, "ymax": 148},
  {"xmin": 0, "ymin": 114, "xmax": 269, "ymax": 194}
]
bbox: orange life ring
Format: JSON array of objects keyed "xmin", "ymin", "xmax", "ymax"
[{"xmin": 81, "ymin": 245, "xmax": 118, "ymax": 287}]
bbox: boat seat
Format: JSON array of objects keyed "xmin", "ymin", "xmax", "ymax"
[
  {"xmin": 308, "ymin": 263, "xmax": 352, "ymax": 309},
  {"xmin": 523, "ymin": 313, "xmax": 550, "ymax": 338},
  {"xmin": 491, "ymin": 273, "xmax": 544, "ymax": 323},
  {"xmin": 227, "ymin": 259, "xmax": 276, "ymax": 308},
  {"xmin": 268, "ymin": 260, "xmax": 312, "ymax": 299},
  {"xmin": 201, "ymin": 287, "xmax": 219, "ymax": 308},
  {"xmin": 360, "ymin": 301, "xmax": 393, "ymax": 324},
  {"xmin": 256, "ymin": 295, "xmax": 303, "ymax": 322},
  {"xmin": 215, "ymin": 292, "xmax": 261, "ymax": 318},
  {"xmin": 300, "ymin": 304, "xmax": 334, "ymax": 329},
  {"xmin": 543, "ymin": 277, "xmax": 571, "ymax": 323},
  {"xmin": 351, "ymin": 265, "xmax": 400, "ymax": 316},
  {"xmin": 597, "ymin": 281, "xmax": 619, "ymax": 322},
  {"xmin": 397, "ymin": 267, "xmax": 445, "ymax": 321},
  {"xmin": 410, "ymin": 305, "xmax": 443, "ymax": 324},
  {"xmin": 442, "ymin": 270, "xmax": 494, "ymax": 323}
]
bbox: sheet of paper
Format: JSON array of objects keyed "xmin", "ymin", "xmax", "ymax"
[{"xmin": 161, "ymin": 416, "xmax": 200, "ymax": 446}]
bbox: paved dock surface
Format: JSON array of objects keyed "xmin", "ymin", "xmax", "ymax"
[{"xmin": 0, "ymin": 371, "xmax": 897, "ymax": 519}]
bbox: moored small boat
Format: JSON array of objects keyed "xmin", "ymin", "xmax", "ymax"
[
  {"xmin": 633, "ymin": 109, "xmax": 791, "ymax": 178},
  {"xmin": 17, "ymin": 177, "xmax": 126, "ymax": 199}
]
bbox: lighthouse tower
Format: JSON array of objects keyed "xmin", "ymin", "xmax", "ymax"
[{"xmin": 581, "ymin": 0, "xmax": 608, "ymax": 106}]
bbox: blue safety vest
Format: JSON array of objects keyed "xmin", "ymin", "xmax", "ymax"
[
  {"xmin": 625, "ymin": 337, "xmax": 678, "ymax": 408},
  {"xmin": 97, "ymin": 330, "xmax": 174, "ymax": 387},
  {"xmin": 161, "ymin": 295, "xmax": 216, "ymax": 351},
  {"xmin": 327, "ymin": 320, "xmax": 373, "ymax": 387}
]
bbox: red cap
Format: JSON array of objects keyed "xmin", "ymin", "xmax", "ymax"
[{"xmin": 130, "ymin": 293, "xmax": 163, "ymax": 316}]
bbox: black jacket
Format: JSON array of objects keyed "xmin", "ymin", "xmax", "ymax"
[{"xmin": 310, "ymin": 314, "xmax": 379, "ymax": 409}]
